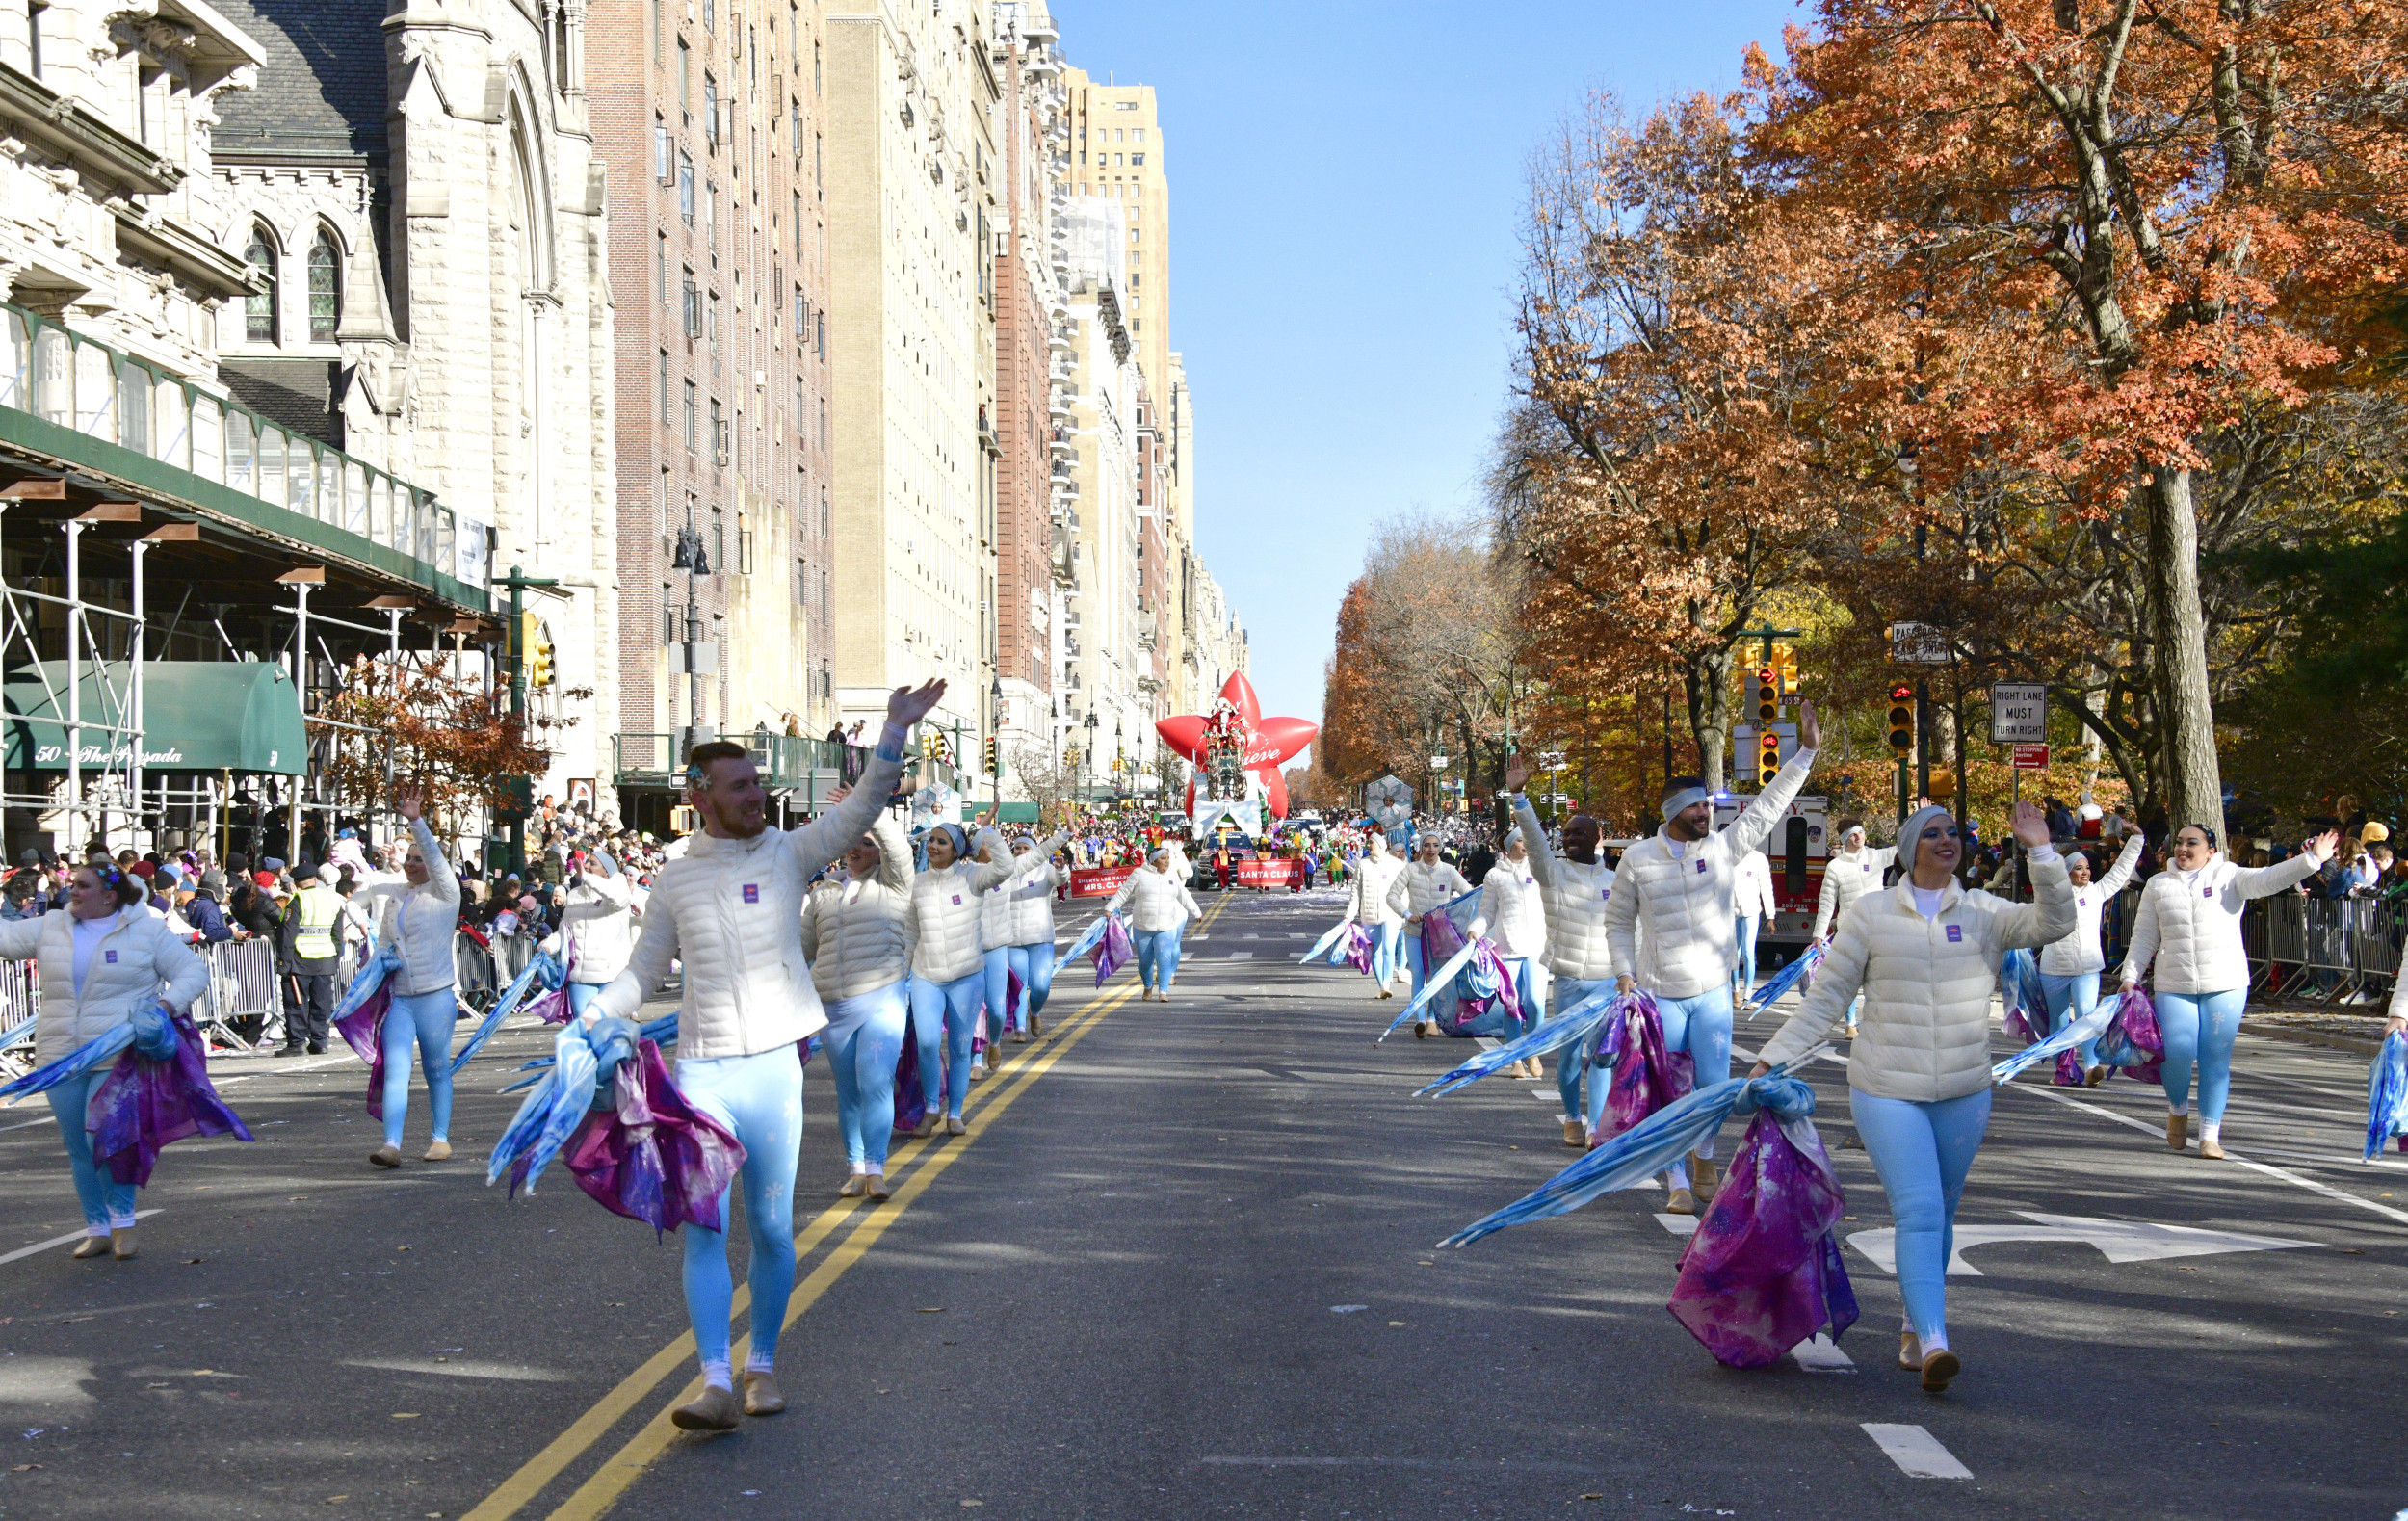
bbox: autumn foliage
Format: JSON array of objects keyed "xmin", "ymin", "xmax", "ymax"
[{"xmin": 315, "ymin": 654, "xmax": 582, "ymax": 833}]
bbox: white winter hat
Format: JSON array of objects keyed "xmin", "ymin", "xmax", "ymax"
[{"xmin": 1898, "ymin": 804, "xmax": 1959, "ymax": 876}]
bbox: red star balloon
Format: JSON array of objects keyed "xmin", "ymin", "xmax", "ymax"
[{"xmin": 1155, "ymin": 672, "xmax": 1319, "ymax": 819}]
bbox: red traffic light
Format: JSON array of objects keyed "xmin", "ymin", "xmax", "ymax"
[{"xmin": 1890, "ymin": 683, "xmax": 1913, "ymax": 702}]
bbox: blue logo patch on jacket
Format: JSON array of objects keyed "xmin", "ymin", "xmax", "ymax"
[
  {"xmin": 1945, "ymin": 925, "xmax": 1962, "ymax": 942},
  {"xmin": 104, "ymin": 949, "xmax": 118, "ymax": 963},
  {"xmin": 1697, "ymin": 859, "xmax": 1708, "ymax": 874},
  {"xmin": 2203, "ymin": 886, "xmax": 2214, "ymax": 898},
  {"xmin": 742, "ymin": 884, "xmax": 759, "ymax": 904},
  {"xmin": 952, "ymin": 894, "xmax": 962, "ymax": 905}
]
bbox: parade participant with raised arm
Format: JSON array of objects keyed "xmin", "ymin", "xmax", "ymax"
[
  {"xmin": 546, "ymin": 850, "xmax": 635, "ymax": 1019},
  {"xmin": 2116, "ymin": 821, "xmax": 2337, "ymax": 1158},
  {"xmin": 1811, "ymin": 819, "xmax": 1897, "ymax": 947},
  {"xmin": 1467, "ymin": 824, "xmax": 1549, "ymax": 1064},
  {"xmin": 1337, "ymin": 832, "xmax": 1409, "ymax": 998},
  {"xmin": 1387, "ymin": 833, "xmax": 1473, "ymax": 1038},
  {"xmin": 2039, "ymin": 833, "xmax": 2145, "ymax": 1085},
  {"xmin": 1605, "ymin": 702, "xmax": 1822, "ymax": 1214},
  {"xmin": 984, "ymin": 833, "xmax": 1070, "ymax": 1043},
  {"xmin": 1504, "ymin": 753, "xmax": 1615, "ymax": 1141},
  {"xmin": 0, "ymin": 860, "xmax": 209, "ymax": 1260},
  {"xmin": 904, "ymin": 819, "xmax": 1064, "ymax": 1135},
  {"xmin": 1752, "ymin": 800, "xmax": 2072, "ymax": 1391},
  {"xmin": 586, "ymin": 679, "xmax": 944, "ymax": 1432},
  {"xmin": 1109, "ymin": 845, "xmax": 1205, "ymax": 1002},
  {"xmin": 800, "ymin": 797, "xmax": 913, "ymax": 1200},
  {"xmin": 346, "ymin": 788, "xmax": 463, "ymax": 1168}
]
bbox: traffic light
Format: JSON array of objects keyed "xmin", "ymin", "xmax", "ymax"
[
  {"xmin": 527, "ymin": 616, "xmax": 555, "ymax": 691},
  {"xmin": 1758, "ymin": 730, "xmax": 1781, "ymax": 787},
  {"xmin": 1756, "ymin": 668, "xmax": 1777, "ymax": 726},
  {"xmin": 918, "ymin": 729, "xmax": 938, "ymax": 761},
  {"xmin": 1888, "ymin": 684, "xmax": 1915, "ymax": 758},
  {"xmin": 983, "ymin": 736, "xmax": 1000, "ymax": 774},
  {"xmin": 1775, "ymin": 646, "xmax": 1799, "ymax": 699}
]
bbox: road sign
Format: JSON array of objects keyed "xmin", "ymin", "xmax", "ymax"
[
  {"xmin": 1990, "ymin": 682, "xmax": 2048, "ymax": 744},
  {"xmin": 1888, "ymin": 622, "xmax": 1951, "ymax": 666},
  {"xmin": 2011, "ymin": 743, "xmax": 2050, "ymax": 772}
]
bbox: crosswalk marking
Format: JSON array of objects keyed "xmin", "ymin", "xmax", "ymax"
[
  {"xmin": 1230, "ymin": 952, "xmax": 1255, "ymax": 960},
  {"xmin": 1791, "ymin": 1335, "xmax": 1855, "ymax": 1373},
  {"xmin": 1862, "ymin": 1424, "xmax": 1972, "ymax": 1479}
]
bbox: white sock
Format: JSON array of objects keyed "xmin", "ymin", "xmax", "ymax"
[
  {"xmin": 745, "ymin": 1352, "xmax": 775, "ymax": 1375},
  {"xmin": 850, "ymin": 1161, "xmax": 867, "ymax": 1175},
  {"xmin": 85, "ymin": 1226, "xmax": 109, "ymax": 1239},
  {"xmin": 1693, "ymin": 1138, "xmax": 1715, "ymax": 1163},
  {"xmin": 109, "ymin": 1211, "xmax": 137, "ymax": 1231},
  {"xmin": 2202, "ymin": 1121, "xmax": 2221, "ymax": 1143},
  {"xmin": 1665, "ymin": 1162, "xmax": 1690, "ymax": 1193},
  {"xmin": 1922, "ymin": 1329, "xmax": 1950, "ymax": 1353},
  {"xmin": 2169, "ymin": 1104, "xmax": 2189, "ymax": 1117},
  {"xmin": 701, "ymin": 1358, "xmax": 733, "ymax": 1392}
]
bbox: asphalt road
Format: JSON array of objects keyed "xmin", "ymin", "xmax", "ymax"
[{"xmin": 1, "ymin": 885, "xmax": 2404, "ymax": 1520}]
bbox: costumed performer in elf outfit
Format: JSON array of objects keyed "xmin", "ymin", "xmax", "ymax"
[
  {"xmin": 347, "ymin": 789, "xmax": 464, "ymax": 1167},
  {"xmin": 0, "ymin": 860, "xmax": 209, "ymax": 1259},
  {"xmin": 1605, "ymin": 701, "xmax": 1820, "ymax": 1214},
  {"xmin": 1753, "ymin": 800, "xmax": 2071, "ymax": 1391},
  {"xmin": 1390, "ymin": 833, "xmax": 1473, "ymax": 1039},
  {"xmin": 1504, "ymin": 753, "xmax": 1616, "ymax": 1143},
  {"xmin": 585, "ymin": 679, "xmax": 944, "ymax": 1432}
]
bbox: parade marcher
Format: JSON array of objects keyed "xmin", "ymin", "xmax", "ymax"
[
  {"xmin": 985, "ymin": 832, "xmax": 1069, "ymax": 1043},
  {"xmin": 968, "ymin": 827, "xmax": 1072, "ymax": 1076},
  {"xmin": 1730, "ymin": 847, "xmax": 1774, "ymax": 1009},
  {"xmin": 905, "ymin": 822, "xmax": 1059, "ymax": 1136},
  {"xmin": 2115, "ymin": 822, "xmax": 2337, "ymax": 1158},
  {"xmin": 800, "ymin": 800, "xmax": 913, "ymax": 1200},
  {"xmin": 1811, "ymin": 819, "xmax": 1897, "ymax": 946},
  {"xmin": 0, "ymin": 859, "xmax": 209, "ymax": 1259},
  {"xmin": 1504, "ymin": 755, "xmax": 1614, "ymax": 1139},
  {"xmin": 1388, "ymin": 833, "xmax": 1474, "ymax": 1039},
  {"xmin": 1468, "ymin": 821, "xmax": 1550, "ymax": 1062},
  {"xmin": 1606, "ymin": 703, "xmax": 1821, "ymax": 1213},
  {"xmin": 547, "ymin": 850, "xmax": 635, "ymax": 1019},
  {"xmin": 587, "ymin": 680, "xmax": 939, "ymax": 1431},
  {"xmin": 344, "ymin": 790, "xmax": 464, "ymax": 1167},
  {"xmin": 2038, "ymin": 834, "xmax": 2145, "ymax": 1084},
  {"xmin": 1753, "ymin": 800, "xmax": 2071, "ymax": 1391},
  {"xmin": 276, "ymin": 860, "xmax": 343, "ymax": 1056},
  {"xmin": 1109, "ymin": 845, "xmax": 1204, "ymax": 1002},
  {"xmin": 1337, "ymin": 833, "xmax": 1409, "ymax": 998}
]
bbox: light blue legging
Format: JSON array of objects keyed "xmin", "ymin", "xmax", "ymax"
[
  {"xmin": 1371, "ymin": 921, "xmax": 1405, "ymax": 986},
  {"xmin": 909, "ymin": 971, "xmax": 984, "ymax": 1119},
  {"xmin": 1639, "ymin": 986, "xmax": 1735, "ymax": 1156},
  {"xmin": 1852, "ymin": 1087, "xmax": 1992, "ymax": 1349},
  {"xmin": 1135, "ymin": 928, "xmax": 1182, "ymax": 991},
  {"xmin": 2156, "ymin": 986, "xmax": 2248, "ymax": 1124},
  {"xmin": 46, "ymin": 1067, "xmax": 137, "ymax": 1235},
  {"xmin": 1502, "ymin": 957, "xmax": 1548, "ymax": 1040},
  {"xmin": 674, "ymin": 1048, "xmax": 802, "ymax": 1377},
  {"xmin": 1552, "ymin": 976, "xmax": 1611, "ymax": 1125},
  {"xmin": 566, "ymin": 982, "xmax": 604, "ymax": 1019},
  {"xmin": 1011, "ymin": 941, "xmax": 1056, "ymax": 1023},
  {"xmin": 2038, "ymin": 971, "xmax": 2103, "ymax": 1068},
  {"xmin": 381, "ymin": 989, "xmax": 459, "ymax": 1149},
  {"xmin": 824, "ymin": 983, "xmax": 907, "ymax": 1170},
  {"xmin": 981, "ymin": 947, "xmax": 1013, "ymax": 1045},
  {"xmin": 1733, "ymin": 915, "xmax": 1761, "ymax": 997}
]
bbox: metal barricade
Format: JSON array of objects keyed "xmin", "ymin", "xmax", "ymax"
[
  {"xmin": 2350, "ymin": 897, "xmax": 2404, "ymax": 1005},
  {"xmin": 196, "ymin": 937, "xmax": 281, "ymax": 1051},
  {"xmin": 0, "ymin": 959, "xmax": 35, "ymax": 1078},
  {"xmin": 455, "ymin": 931, "xmax": 498, "ymax": 1011}
]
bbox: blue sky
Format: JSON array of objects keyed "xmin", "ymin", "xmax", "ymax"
[{"xmin": 1050, "ymin": 0, "xmax": 1806, "ymax": 761}]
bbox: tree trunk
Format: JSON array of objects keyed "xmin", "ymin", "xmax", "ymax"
[
  {"xmin": 1685, "ymin": 645, "xmax": 1736, "ymax": 794},
  {"xmin": 2144, "ymin": 468, "xmax": 2226, "ymax": 837}
]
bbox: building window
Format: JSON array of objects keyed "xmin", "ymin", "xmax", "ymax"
[
  {"xmin": 793, "ymin": 286, "xmax": 807, "ymax": 340},
  {"xmin": 307, "ymin": 230, "xmax": 341, "ymax": 341},
  {"xmin": 678, "ymin": 152, "xmax": 695, "ymax": 223},
  {"xmin": 677, "ymin": 38, "xmax": 691, "ymax": 116},
  {"xmin": 651, "ymin": 0, "xmax": 661, "ymax": 63},
  {"xmin": 794, "ymin": 556, "xmax": 807, "ymax": 605},
  {"xmin": 681, "ymin": 272, "xmax": 700, "ymax": 337},
  {"xmin": 657, "ymin": 232, "xmax": 668, "ymax": 304},
  {"xmin": 703, "ymin": 74, "xmax": 718, "ymax": 145},
  {"xmin": 706, "ymin": 291, "xmax": 720, "ymax": 349},
  {"xmin": 702, "ymin": 0, "xmax": 714, "ymax": 32},
  {"xmin": 737, "ymin": 512, "xmax": 754, "ymax": 574},
  {"xmin": 244, "ymin": 226, "xmax": 278, "ymax": 343},
  {"xmin": 815, "ymin": 309, "xmax": 826, "ymax": 362},
  {"xmin": 710, "ymin": 398, "xmax": 725, "ymax": 461},
  {"xmin": 820, "ymin": 484, "xmax": 829, "ymax": 538},
  {"xmin": 818, "ymin": 396, "xmax": 827, "ymax": 451},
  {"xmin": 682, "ymin": 379, "xmax": 697, "ymax": 451},
  {"xmin": 654, "ymin": 116, "xmax": 671, "ymax": 182},
  {"xmin": 664, "ymin": 594, "xmax": 676, "ymax": 645},
  {"xmin": 659, "ymin": 350, "xmax": 670, "ymax": 420}
]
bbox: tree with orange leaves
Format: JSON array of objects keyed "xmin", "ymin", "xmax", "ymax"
[{"xmin": 1750, "ymin": 0, "xmax": 2408, "ymax": 834}]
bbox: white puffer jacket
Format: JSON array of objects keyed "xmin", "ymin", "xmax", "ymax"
[
  {"xmin": 2117, "ymin": 850, "xmax": 2320, "ymax": 995},
  {"xmin": 590, "ymin": 743, "xmax": 904, "ymax": 1057},
  {"xmin": 1761, "ymin": 850, "xmax": 2076, "ymax": 1101},
  {"xmin": 2040, "ymin": 835, "xmax": 2144, "ymax": 977},
  {"xmin": 909, "ymin": 830, "xmax": 1060, "ymax": 983},
  {"xmin": 1606, "ymin": 748, "xmax": 1814, "ymax": 998},
  {"xmin": 0, "ymin": 907, "xmax": 210, "ymax": 1064},
  {"xmin": 1108, "ymin": 866, "xmax": 1202, "ymax": 932},
  {"xmin": 1811, "ymin": 844, "xmax": 1898, "ymax": 941},
  {"xmin": 1470, "ymin": 857, "xmax": 1548, "ymax": 960},
  {"xmin": 1511, "ymin": 797, "xmax": 1615, "ymax": 980},
  {"xmin": 1343, "ymin": 851, "xmax": 1407, "ymax": 928},
  {"xmin": 348, "ymin": 818, "xmax": 462, "ymax": 995},
  {"xmin": 985, "ymin": 850, "xmax": 1066, "ymax": 948},
  {"xmin": 555, "ymin": 856, "xmax": 635, "ymax": 984},
  {"xmin": 1387, "ymin": 858, "xmax": 1474, "ymax": 919},
  {"xmin": 800, "ymin": 810, "xmax": 913, "ymax": 1001},
  {"xmin": 1731, "ymin": 850, "xmax": 1775, "ymax": 919}
]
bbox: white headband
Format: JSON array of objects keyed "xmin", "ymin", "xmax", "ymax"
[{"xmin": 1661, "ymin": 787, "xmax": 1710, "ymax": 824}]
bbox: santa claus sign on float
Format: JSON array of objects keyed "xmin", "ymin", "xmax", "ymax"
[{"xmin": 1154, "ymin": 672, "xmax": 1319, "ymax": 821}]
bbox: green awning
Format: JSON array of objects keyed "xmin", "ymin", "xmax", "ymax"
[{"xmin": 4, "ymin": 661, "xmax": 306, "ymax": 774}]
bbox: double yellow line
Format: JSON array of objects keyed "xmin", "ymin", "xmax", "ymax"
[{"xmin": 463, "ymin": 966, "xmax": 1141, "ymax": 1521}]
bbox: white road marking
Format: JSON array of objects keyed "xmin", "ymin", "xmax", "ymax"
[
  {"xmin": 1845, "ymin": 1212, "xmax": 2316, "ymax": 1276},
  {"xmin": 1863, "ymin": 1424, "xmax": 1971, "ymax": 1479},
  {"xmin": 1, "ymin": 1210, "xmax": 164, "ymax": 1267},
  {"xmin": 1531, "ymin": 1088, "xmax": 1558, "ymax": 1101},
  {"xmin": 0, "ymin": 1116, "xmax": 54, "ymax": 1135},
  {"xmin": 1791, "ymin": 1334, "xmax": 1855, "ymax": 1373},
  {"xmin": 1243, "ymin": 933, "xmax": 1261, "ymax": 940},
  {"xmin": 1654, "ymin": 1213, "xmax": 1698, "ymax": 1237},
  {"xmin": 340, "ymin": 1356, "xmax": 572, "ymax": 1382},
  {"xmin": 1474, "ymin": 1037, "xmax": 1503, "ymax": 1052},
  {"xmin": 2011, "ymin": 1085, "xmax": 2408, "ymax": 1227},
  {"xmin": 1230, "ymin": 953, "xmax": 1255, "ymax": 960}
]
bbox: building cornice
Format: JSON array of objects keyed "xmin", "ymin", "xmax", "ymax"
[{"xmin": 0, "ymin": 63, "xmax": 184, "ymax": 195}]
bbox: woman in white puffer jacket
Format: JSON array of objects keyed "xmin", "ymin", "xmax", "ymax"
[
  {"xmin": 980, "ymin": 834, "xmax": 1069, "ymax": 1055},
  {"xmin": 906, "ymin": 823, "xmax": 1059, "ymax": 1136},
  {"xmin": 1468, "ymin": 827, "xmax": 1549, "ymax": 1047},
  {"xmin": 1108, "ymin": 846, "xmax": 1203, "ymax": 1001},
  {"xmin": 0, "ymin": 859, "xmax": 208, "ymax": 1261},
  {"xmin": 801, "ymin": 803, "xmax": 914, "ymax": 1199},
  {"xmin": 2115, "ymin": 822, "xmax": 2334, "ymax": 1159},
  {"xmin": 345, "ymin": 790, "xmax": 465, "ymax": 1169},
  {"xmin": 2036, "ymin": 833, "xmax": 2143, "ymax": 1086},
  {"xmin": 1755, "ymin": 800, "xmax": 2071, "ymax": 1393},
  {"xmin": 547, "ymin": 851, "xmax": 634, "ymax": 1018}
]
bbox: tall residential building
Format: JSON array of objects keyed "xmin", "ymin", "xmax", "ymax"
[
  {"xmin": 1060, "ymin": 71, "xmax": 1167, "ymax": 440},
  {"xmin": 988, "ymin": 3, "xmax": 1067, "ymax": 780},
  {"xmin": 825, "ymin": 0, "xmax": 997, "ymax": 762},
  {"xmin": 587, "ymin": 0, "xmax": 836, "ymax": 829}
]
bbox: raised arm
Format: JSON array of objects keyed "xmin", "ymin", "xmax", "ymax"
[
  {"xmin": 589, "ymin": 883, "xmax": 681, "ymax": 1022},
  {"xmin": 1512, "ymin": 794, "xmax": 1560, "ymax": 891},
  {"xmin": 1008, "ymin": 831, "xmax": 1071, "ymax": 885},
  {"xmin": 869, "ymin": 810, "xmax": 915, "ymax": 894},
  {"xmin": 785, "ymin": 680, "xmax": 948, "ymax": 881},
  {"xmin": 2230, "ymin": 833, "xmax": 2335, "ymax": 901},
  {"xmin": 2094, "ymin": 834, "xmax": 2146, "ymax": 898},
  {"xmin": 408, "ymin": 819, "xmax": 459, "ymax": 911},
  {"xmin": 1985, "ymin": 850, "xmax": 2077, "ymax": 951}
]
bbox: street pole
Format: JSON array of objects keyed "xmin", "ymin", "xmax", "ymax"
[{"xmin": 493, "ymin": 566, "xmax": 562, "ymax": 876}]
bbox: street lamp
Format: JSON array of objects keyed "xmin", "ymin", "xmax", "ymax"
[
  {"xmin": 1083, "ymin": 709, "xmax": 1098, "ymax": 805},
  {"xmin": 989, "ymin": 673, "xmax": 1005, "ymax": 818}
]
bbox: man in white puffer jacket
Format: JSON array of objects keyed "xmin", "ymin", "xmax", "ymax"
[
  {"xmin": 1339, "ymin": 834, "xmax": 1409, "ymax": 998},
  {"xmin": 1505, "ymin": 755, "xmax": 1616, "ymax": 1141},
  {"xmin": 1606, "ymin": 701, "xmax": 1820, "ymax": 1212},
  {"xmin": 588, "ymin": 678, "xmax": 944, "ymax": 1434},
  {"xmin": 1385, "ymin": 835, "xmax": 1473, "ymax": 1038}
]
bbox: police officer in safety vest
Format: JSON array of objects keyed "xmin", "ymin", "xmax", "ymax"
[{"xmin": 277, "ymin": 861, "xmax": 342, "ymax": 1055}]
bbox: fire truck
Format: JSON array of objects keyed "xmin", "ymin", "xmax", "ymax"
[{"xmin": 1597, "ymin": 791, "xmax": 1830, "ymax": 972}]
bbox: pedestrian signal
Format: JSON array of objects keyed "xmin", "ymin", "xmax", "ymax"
[
  {"xmin": 1758, "ymin": 730, "xmax": 1781, "ymax": 786},
  {"xmin": 1888, "ymin": 685, "xmax": 1915, "ymax": 758}
]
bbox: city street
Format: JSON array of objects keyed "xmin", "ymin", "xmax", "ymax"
[{"xmin": 1, "ymin": 887, "xmax": 2402, "ymax": 1520}]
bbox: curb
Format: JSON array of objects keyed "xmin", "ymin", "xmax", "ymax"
[{"xmin": 2238, "ymin": 1019, "xmax": 2383, "ymax": 1058}]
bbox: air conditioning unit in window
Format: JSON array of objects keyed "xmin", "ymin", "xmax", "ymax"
[{"xmin": 713, "ymin": 444, "xmax": 731, "ymax": 467}]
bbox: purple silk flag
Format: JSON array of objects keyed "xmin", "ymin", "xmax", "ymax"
[
  {"xmin": 1595, "ymin": 991, "xmax": 1692, "ymax": 1141},
  {"xmin": 88, "ymin": 1010, "xmax": 254, "ymax": 1187},
  {"xmin": 563, "ymin": 1039, "xmax": 746, "ymax": 1235},
  {"xmin": 1666, "ymin": 1106, "xmax": 1857, "ymax": 1367}
]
